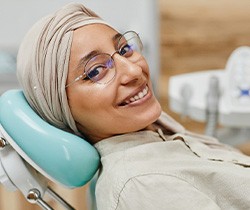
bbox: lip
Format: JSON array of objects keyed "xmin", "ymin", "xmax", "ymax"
[{"xmin": 118, "ymin": 83, "xmax": 151, "ymax": 107}]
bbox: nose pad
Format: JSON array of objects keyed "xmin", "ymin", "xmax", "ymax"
[{"xmin": 114, "ymin": 54, "xmax": 143, "ymax": 85}]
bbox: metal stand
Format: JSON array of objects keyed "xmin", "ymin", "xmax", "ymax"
[
  {"xmin": 0, "ymin": 132, "xmax": 75, "ymax": 210},
  {"xmin": 27, "ymin": 187, "xmax": 75, "ymax": 210},
  {"xmin": 205, "ymin": 76, "xmax": 220, "ymax": 137}
]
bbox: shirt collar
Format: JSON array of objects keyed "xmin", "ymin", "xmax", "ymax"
[
  {"xmin": 94, "ymin": 112, "xmax": 185, "ymax": 157},
  {"xmin": 94, "ymin": 130, "xmax": 162, "ymax": 157}
]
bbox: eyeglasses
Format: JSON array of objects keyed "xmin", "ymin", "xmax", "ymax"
[{"xmin": 65, "ymin": 31, "xmax": 143, "ymax": 87}]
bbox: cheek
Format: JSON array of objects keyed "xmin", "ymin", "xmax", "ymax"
[
  {"xmin": 67, "ymin": 86, "xmax": 91, "ymax": 120},
  {"xmin": 67, "ymin": 85, "xmax": 113, "ymax": 123},
  {"xmin": 68, "ymin": 90, "xmax": 117, "ymax": 139},
  {"xmin": 140, "ymin": 58, "xmax": 150, "ymax": 76}
]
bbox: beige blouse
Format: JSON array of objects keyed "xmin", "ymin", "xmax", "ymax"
[{"xmin": 94, "ymin": 112, "xmax": 250, "ymax": 210}]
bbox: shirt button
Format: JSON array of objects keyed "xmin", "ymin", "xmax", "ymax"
[{"xmin": 173, "ymin": 136, "xmax": 184, "ymax": 141}]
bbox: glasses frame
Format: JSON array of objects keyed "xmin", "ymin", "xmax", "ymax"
[{"xmin": 65, "ymin": 30, "xmax": 143, "ymax": 88}]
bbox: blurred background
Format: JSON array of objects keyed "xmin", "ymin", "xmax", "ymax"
[{"xmin": 1, "ymin": 0, "xmax": 250, "ymax": 209}]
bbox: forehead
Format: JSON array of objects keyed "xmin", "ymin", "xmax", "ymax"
[
  {"xmin": 70, "ymin": 24, "xmax": 120, "ymax": 64},
  {"xmin": 69, "ymin": 24, "xmax": 120, "ymax": 74},
  {"xmin": 72, "ymin": 24, "xmax": 118, "ymax": 51}
]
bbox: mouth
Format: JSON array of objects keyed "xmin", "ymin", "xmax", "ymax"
[{"xmin": 119, "ymin": 85, "xmax": 149, "ymax": 106}]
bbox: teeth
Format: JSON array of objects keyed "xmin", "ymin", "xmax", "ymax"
[
  {"xmin": 128, "ymin": 86, "xmax": 148, "ymax": 103},
  {"xmin": 119, "ymin": 86, "xmax": 149, "ymax": 106},
  {"xmin": 138, "ymin": 92, "xmax": 144, "ymax": 99}
]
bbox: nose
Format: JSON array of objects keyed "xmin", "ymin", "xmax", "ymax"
[{"xmin": 113, "ymin": 54, "xmax": 143, "ymax": 85}]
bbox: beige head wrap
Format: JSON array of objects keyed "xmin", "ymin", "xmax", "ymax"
[{"xmin": 17, "ymin": 3, "xmax": 110, "ymax": 135}]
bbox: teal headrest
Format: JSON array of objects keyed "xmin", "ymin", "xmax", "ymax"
[{"xmin": 0, "ymin": 90, "xmax": 100, "ymax": 188}]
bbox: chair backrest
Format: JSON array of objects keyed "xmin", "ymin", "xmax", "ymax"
[{"xmin": 0, "ymin": 89, "xmax": 100, "ymax": 188}]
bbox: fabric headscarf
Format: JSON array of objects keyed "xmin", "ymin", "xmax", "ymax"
[{"xmin": 17, "ymin": 3, "xmax": 110, "ymax": 135}]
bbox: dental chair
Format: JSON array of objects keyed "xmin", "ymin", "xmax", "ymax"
[
  {"xmin": 0, "ymin": 1, "xmax": 160, "ymax": 208},
  {"xmin": 169, "ymin": 46, "xmax": 250, "ymax": 145},
  {"xmin": 0, "ymin": 89, "xmax": 100, "ymax": 210}
]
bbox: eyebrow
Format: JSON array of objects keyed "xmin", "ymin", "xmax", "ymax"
[
  {"xmin": 76, "ymin": 50, "xmax": 100, "ymax": 71},
  {"xmin": 113, "ymin": 32, "xmax": 122, "ymax": 43},
  {"xmin": 76, "ymin": 32, "xmax": 122, "ymax": 71}
]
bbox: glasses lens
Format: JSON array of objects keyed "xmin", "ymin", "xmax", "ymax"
[
  {"xmin": 118, "ymin": 31, "xmax": 143, "ymax": 56},
  {"xmin": 85, "ymin": 54, "xmax": 116, "ymax": 84}
]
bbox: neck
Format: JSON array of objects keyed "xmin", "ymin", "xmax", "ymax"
[{"xmin": 143, "ymin": 123, "xmax": 159, "ymax": 132}]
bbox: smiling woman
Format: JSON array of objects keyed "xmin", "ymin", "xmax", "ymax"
[
  {"xmin": 66, "ymin": 24, "xmax": 161, "ymax": 142},
  {"xmin": 16, "ymin": 2, "xmax": 250, "ymax": 210}
]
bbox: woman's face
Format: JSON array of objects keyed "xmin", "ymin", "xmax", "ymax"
[{"xmin": 66, "ymin": 24, "xmax": 162, "ymax": 143}]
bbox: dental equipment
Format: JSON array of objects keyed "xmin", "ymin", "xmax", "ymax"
[{"xmin": 169, "ymin": 46, "xmax": 250, "ymax": 144}]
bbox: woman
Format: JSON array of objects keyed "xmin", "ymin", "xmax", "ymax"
[{"xmin": 17, "ymin": 3, "xmax": 250, "ymax": 210}]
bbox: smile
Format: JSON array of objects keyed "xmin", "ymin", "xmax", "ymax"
[{"xmin": 119, "ymin": 86, "xmax": 149, "ymax": 106}]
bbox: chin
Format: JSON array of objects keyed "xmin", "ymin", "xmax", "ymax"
[
  {"xmin": 148, "ymin": 100, "xmax": 162, "ymax": 122},
  {"xmin": 136, "ymin": 100, "xmax": 162, "ymax": 130}
]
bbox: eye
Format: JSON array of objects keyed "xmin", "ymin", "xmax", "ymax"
[
  {"xmin": 86, "ymin": 65, "xmax": 108, "ymax": 82},
  {"xmin": 119, "ymin": 44, "xmax": 133, "ymax": 57}
]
